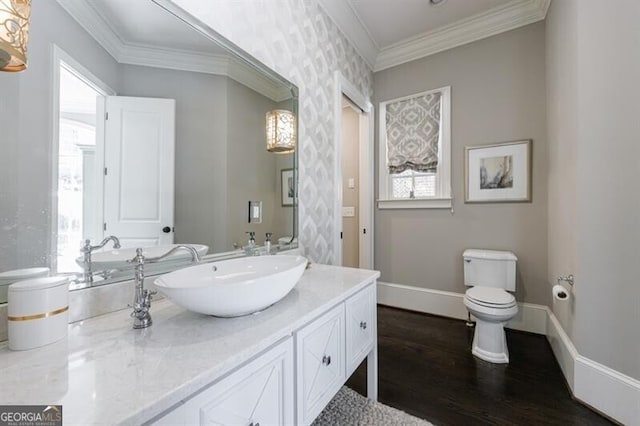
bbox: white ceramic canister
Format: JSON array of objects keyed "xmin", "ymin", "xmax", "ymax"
[
  {"xmin": 8, "ymin": 276, "xmax": 69, "ymax": 351},
  {"xmin": 0, "ymin": 267, "xmax": 50, "ymax": 304}
]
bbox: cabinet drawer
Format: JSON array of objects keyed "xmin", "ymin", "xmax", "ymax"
[
  {"xmin": 296, "ymin": 304, "xmax": 345, "ymax": 425},
  {"xmin": 345, "ymin": 284, "xmax": 376, "ymax": 376},
  {"xmin": 154, "ymin": 337, "xmax": 294, "ymax": 426}
]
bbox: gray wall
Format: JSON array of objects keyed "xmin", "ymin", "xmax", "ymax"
[
  {"xmin": 119, "ymin": 65, "xmax": 229, "ymax": 253},
  {"xmin": 226, "ymin": 79, "xmax": 290, "ymax": 249},
  {"xmin": 547, "ymin": 0, "xmax": 640, "ymax": 380},
  {"xmin": 545, "ymin": 0, "xmax": 579, "ymax": 341},
  {"xmin": 373, "ymin": 22, "xmax": 548, "ymax": 305},
  {"xmin": 0, "ymin": 0, "xmax": 121, "ymax": 271}
]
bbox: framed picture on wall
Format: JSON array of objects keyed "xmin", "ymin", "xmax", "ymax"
[
  {"xmin": 281, "ymin": 168, "xmax": 294, "ymax": 207},
  {"xmin": 465, "ymin": 140, "xmax": 532, "ymax": 203}
]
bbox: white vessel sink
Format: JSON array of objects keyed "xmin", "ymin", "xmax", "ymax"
[
  {"xmin": 154, "ymin": 255, "xmax": 308, "ymax": 317},
  {"xmin": 76, "ymin": 244, "xmax": 209, "ymax": 270}
]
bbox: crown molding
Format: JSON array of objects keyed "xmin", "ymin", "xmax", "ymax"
[
  {"xmin": 56, "ymin": 0, "xmax": 124, "ymax": 60},
  {"xmin": 55, "ymin": 0, "xmax": 291, "ymax": 102},
  {"xmin": 316, "ymin": 0, "xmax": 378, "ymax": 70},
  {"xmin": 374, "ymin": 0, "xmax": 551, "ymax": 71}
]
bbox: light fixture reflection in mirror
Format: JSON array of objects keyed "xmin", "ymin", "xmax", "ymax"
[
  {"xmin": 0, "ymin": 0, "xmax": 31, "ymax": 72},
  {"xmin": 266, "ymin": 109, "xmax": 296, "ymax": 153}
]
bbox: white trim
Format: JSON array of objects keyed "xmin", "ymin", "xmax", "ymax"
[
  {"xmin": 374, "ymin": 0, "xmax": 550, "ymax": 71},
  {"xmin": 50, "ymin": 45, "xmax": 116, "ymax": 272},
  {"xmin": 546, "ymin": 310, "xmax": 640, "ymax": 425},
  {"xmin": 574, "ymin": 356, "xmax": 640, "ymax": 425},
  {"xmin": 378, "ymin": 86, "xmax": 451, "ymax": 205},
  {"xmin": 377, "ymin": 198, "xmax": 452, "ymax": 210},
  {"xmin": 316, "ymin": 0, "xmax": 550, "ymax": 72},
  {"xmin": 376, "ymin": 282, "xmax": 548, "ymax": 335},
  {"xmin": 333, "ymin": 71, "xmax": 374, "ymax": 268},
  {"xmin": 316, "ymin": 0, "xmax": 378, "ymax": 69},
  {"xmin": 55, "ymin": 0, "xmax": 122, "ymax": 60},
  {"xmin": 54, "ymin": 0, "xmax": 290, "ymax": 102},
  {"xmin": 358, "ymin": 103, "xmax": 374, "ymax": 269},
  {"xmin": 377, "ymin": 281, "xmax": 640, "ymax": 424},
  {"xmin": 545, "ymin": 307, "xmax": 577, "ymax": 391}
]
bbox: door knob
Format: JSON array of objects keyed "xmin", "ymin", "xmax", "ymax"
[
  {"xmin": 322, "ymin": 355, "xmax": 331, "ymax": 366},
  {"xmin": 162, "ymin": 226, "xmax": 171, "ymax": 233}
]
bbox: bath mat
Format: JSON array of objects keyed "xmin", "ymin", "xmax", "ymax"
[{"xmin": 312, "ymin": 386, "xmax": 434, "ymax": 426}]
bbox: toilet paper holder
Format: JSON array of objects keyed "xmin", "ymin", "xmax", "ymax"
[{"xmin": 557, "ymin": 274, "xmax": 574, "ymax": 287}]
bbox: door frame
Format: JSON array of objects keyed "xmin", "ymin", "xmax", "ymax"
[
  {"xmin": 332, "ymin": 71, "xmax": 374, "ymax": 268},
  {"xmin": 50, "ymin": 45, "xmax": 115, "ymax": 271}
]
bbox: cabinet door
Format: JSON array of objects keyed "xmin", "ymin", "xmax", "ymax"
[
  {"xmin": 345, "ymin": 284, "xmax": 376, "ymax": 377},
  {"xmin": 178, "ymin": 337, "xmax": 293, "ymax": 426},
  {"xmin": 296, "ymin": 304, "xmax": 345, "ymax": 425}
]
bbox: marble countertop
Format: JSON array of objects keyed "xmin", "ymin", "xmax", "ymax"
[{"xmin": 0, "ymin": 264, "xmax": 379, "ymax": 425}]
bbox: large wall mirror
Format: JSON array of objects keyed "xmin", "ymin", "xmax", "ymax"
[{"xmin": 0, "ymin": 0, "xmax": 298, "ymax": 299}]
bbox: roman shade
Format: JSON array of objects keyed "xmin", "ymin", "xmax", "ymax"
[{"xmin": 385, "ymin": 91, "xmax": 441, "ymax": 174}]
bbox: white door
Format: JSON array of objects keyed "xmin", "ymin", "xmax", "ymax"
[{"xmin": 103, "ymin": 96, "xmax": 175, "ymax": 248}]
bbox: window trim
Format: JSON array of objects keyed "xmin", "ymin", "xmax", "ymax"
[{"xmin": 378, "ymin": 86, "xmax": 451, "ymax": 209}]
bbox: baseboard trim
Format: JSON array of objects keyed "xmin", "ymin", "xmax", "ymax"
[
  {"xmin": 377, "ymin": 282, "xmax": 640, "ymax": 425},
  {"xmin": 547, "ymin": 308, "xmax": 640, "ymax": 425},
  {"xmin": 376, "ymin": 281, "xmax": 547, "ymax": 334},
  {"xmin": 545, "ymin": 307, "xmax": 577, "ymax": 392}
]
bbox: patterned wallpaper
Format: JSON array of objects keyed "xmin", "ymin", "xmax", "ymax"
[{"xmin": 172, "ymin": 0, "xmax": 373, "ymax": 264}]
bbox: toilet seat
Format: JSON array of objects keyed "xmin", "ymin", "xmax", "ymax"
[{"xmin": 465, "ymin": 286, "xmax": 516, "ymax": 309}]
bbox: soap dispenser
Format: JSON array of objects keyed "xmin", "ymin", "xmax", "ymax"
[
  {"xmin": 245, "ymin": 231, "xmax": 257, "ymax": 256},
  {"xmin": 265, "ymin": 232, "xmax": 273, "ymax": 255}
]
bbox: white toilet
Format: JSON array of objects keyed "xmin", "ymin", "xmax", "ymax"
[{"xmin": 463, "ymin": 249, "xmax": 518, "ymax": 364}]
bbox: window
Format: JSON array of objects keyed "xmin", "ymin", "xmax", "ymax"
[{"xmin": 378, "ymin": 86, "xmax": 451, "ymax": 209}]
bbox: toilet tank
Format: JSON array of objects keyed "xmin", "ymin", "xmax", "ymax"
[{"xmin": 463, "ymin": 249, "xmax": 517, "ymax": 291}]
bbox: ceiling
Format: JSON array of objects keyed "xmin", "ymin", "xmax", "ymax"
[
  {"xmin": 318, "ymin": 0, "xmax": 551, "ymax": 71},
  {"xmin": 85, "ymin": 0, "xmax": 222, "ymax": 54},
  {"xmin": 59, "ymin": 0, "xmax": 550, "ymax": 76}
]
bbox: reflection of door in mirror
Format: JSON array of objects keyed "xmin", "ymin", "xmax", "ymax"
[
  {"xmin": 103, "ymin": 96, "xmax": 175, "ymax": 250},
  {"xmin": 54, "ymin": 54, "xmax": 176, "ymax": 274}
]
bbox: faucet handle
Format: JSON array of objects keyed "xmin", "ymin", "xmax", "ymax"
[
  {"xmin": 265, "ymin": 232, "xmax": 272, "ymax": 242},
  {"xmin": 127, "ymin": 248, "xmax": 146, "ymax": 265},
  {"xmin": 246, "ymin": 231, "xmax": 256, "ymax": 242}
]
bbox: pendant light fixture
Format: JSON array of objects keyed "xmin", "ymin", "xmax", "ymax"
[
  {"xmin": 266, "ymin": 109, "xmax": 296, "ymax": 153},
  {"xmin": 0, "ymin": 0, "xmax": 31, "ymax": 72}
]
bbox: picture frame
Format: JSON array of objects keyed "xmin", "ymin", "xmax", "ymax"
[
  {"xmin": 464, "ymin": 140, "xmax": 531, "ymax": 203},
  {"xmin": 281, "ymin": 168, "xmax": 295, "ymax": 207}
]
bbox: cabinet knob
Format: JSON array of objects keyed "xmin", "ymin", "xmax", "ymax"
[
  {"xmin": 249, "ymin": 422, "xmax": 260, "ymax": 426},
  {"xmin": 360, "ymin": 321, "xmax": 367, "ymax": 330},
  {"xmin": 322, "ymin": 355, "xmax": 331, "ymax": 366}
]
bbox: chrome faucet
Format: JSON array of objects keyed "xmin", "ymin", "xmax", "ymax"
[
  {"xmin": 80, "ymin": 236, "xmax": 121, "ymax": 283},
  {"xmin": 127, "ymin": 245, "xmax": 201, "ymax": 329}
]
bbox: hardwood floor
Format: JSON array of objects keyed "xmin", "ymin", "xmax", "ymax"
[{"xmin": 346, "ymin": 305, "xmax": 613, "ymax": 426}]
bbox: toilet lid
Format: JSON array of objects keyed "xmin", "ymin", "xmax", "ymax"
[{"xmin": 466, "ymin": 286, "xmax": 515, "ymax": 306}]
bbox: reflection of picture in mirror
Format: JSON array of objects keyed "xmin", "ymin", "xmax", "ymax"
[
  {"xmin": 480, "ymin": 155, "xmax": 513, "ymax": 189},
  {"xmin": 288, "ymin": 177, "xmax": 294, "ymax": 198},
  {"xmin": 281, "ymin": 169, "xmax": 294, "ymax": 207}
]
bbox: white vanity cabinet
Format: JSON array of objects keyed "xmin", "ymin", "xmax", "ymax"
[
  {"xmin": 150, "ymin": 280, "xmax": 378, "ymax": 426},
  {"xmin": 295, "ymin": 304, "xmax": 345, "ymax": 425},
  {"xmin": 345, "ymin": 284, "xmax": 376, "ymax": 377},
  {"xmin": 153, "ymin": 338, "xmax": 294, "ymax": 426}
]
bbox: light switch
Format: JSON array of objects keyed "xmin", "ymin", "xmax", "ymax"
[
  {"xmin": 248, "ymin": 201, "xmax": 262, "ymax": 224},
  {"xmin": 342, "ymin": 206, "xmax": 355, "ymax": 217},
  {"xmin": 348, "ymin": 178, "xmax": 355, "ymax": 189}
]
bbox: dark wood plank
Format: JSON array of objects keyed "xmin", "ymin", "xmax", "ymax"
[{"xmin": 346, "ymin": 305, "xmax": 614, "ymax": 426}]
